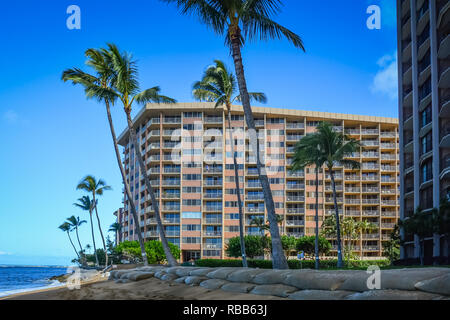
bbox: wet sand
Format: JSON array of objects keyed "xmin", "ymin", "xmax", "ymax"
[{"xmin": 3, "ymin": 277, "xmax": 286, "ymax": 300}]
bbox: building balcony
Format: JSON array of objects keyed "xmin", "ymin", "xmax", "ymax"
[
  {"xmin": 381, "ymin": 223, "xmax": 396, "ymax": 229},
  {"xmin": 345, "ymin": 211, "xmax": 360, "ymax": 216},
  {"xmin": 204, "ymin": 116, "xmax": 222, "ymax": 124},
  {"xmin": 203, "ymin": 206, "xmax": 222, "ymax": 213},
  {"xmin": 246, "ymin": 207, "xmax": 265, "ymax": 213},
  {"xmin": 285, "ymin": 220, "xmax": 305, "ymax": 226},
  {"xmin": 163, "ymin": 218, "xmax": 180, "ymax": 224},
  {"xmin": 438, "ymin": 34, "xmax": 450, "ymax": 60},
  {"xmin": 203, "ymin": 244, "xmax": 222, "ymax": 249},
  {"xmin": 286, "ymin": 196, "xmax": 305, "ymax": 202},
  {"xmin": 204, "ymin": 218, "xmax": 222, "ymax": 225},
  {"xmin": 286, "ymin": 123, "xmax": 305, "ymax": 130},
  {"xmin": 381, "ymin": 200, "xmax": 397, "ymax": 206},
  {"xmin": 361, "ymin": 129, "xmax": 379, "ymax": 135},
  {"xmin": 162, "ymin": 205, "xmax": 180, "ymax": 212},
  {"xmin": 203, "ymin": 231, "xmax": 222, "ymax": 237},
  {"xmin": 245, "ymin": 194, "xmax": 264, "ymax": 201},
  {"xmin": 286, "ymin": 208, "xmax": 305, "ymax": 214},
  {"xmin": 204, "ymin": 193, "xmax": 223, "ymax": 199},
  {"xmin": 362, "ymin": 210, "xmax": 379, "ymax": 216},
  {"xmin": 285, "ymin": 232, "xmax": 304, "ymax": 238},
  {"xmin": 439, "ymin": 60, "xmax": 450, "ymax": 89},
  {"xmin": 362, "ymin": 199, "xmax": 379, "ymax": 205},
  {"xmin": 345, "ymin": 199, "xmax": 361, "ymax": 205},
  {"xmin": 286, "ymin": 184, "xmax": 305, "ymax": 190}
]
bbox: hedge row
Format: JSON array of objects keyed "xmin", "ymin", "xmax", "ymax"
[{"xmin": 194, "ymin": 258, "xmax": 391, "ymax": 270}]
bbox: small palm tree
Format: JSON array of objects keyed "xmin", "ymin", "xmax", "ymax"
[
  {"xmin": 66, "ymin": 216, "xmax": 87, "ymax": 265},
  {"xmin": 291, "ymin": 133, "xmax": 327, "ymax": 269},
  {"xmin": 109, "ymin": 222, "xmax": 122, "ymax": 247},
  {"xmin": 62, "ymin": 47, "xmax": 147, "ymax": 266},
  {"xmin": 193, "ymin": 59, "xmax": 267, "ymax": 268},
  {"xmin": 59, "ymin": 222, "xmax": 80, "ymax": 261},
  {"xmin": 359, "ymin": 219, "xmax": 378, "ymax": 258},
  {"xmin": 433, "ymin": 199, "xmax": 450, "ymax": 264},
  {"xmin": 74, "ymin": 195, "xmax": 99, "ymax": 266},
  {"xmin": 400, "ymin": 207, "xmax": 434, "ymax": 266},
  {"xmin": 163, "ymin": 0, "xmax": 304, "ymax": 270},
  {"xmin": 106, "ymin": 43, "xmax": 178, "ymax": 266},
  {"xmin": 250, "ymin": 217, "xmax": 269, "ymax": 237},
  {"xmin": 77, "ymin": 175, "xmax": 111, "ymax": 267},
  {"xmin": 314, "ymin": 122, "xmax": 361, "ymax": 268}
]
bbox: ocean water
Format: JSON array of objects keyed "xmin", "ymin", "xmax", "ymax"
[{"xmin": 0, "ymin": 266, "xmax": 69, "ymax": 298}]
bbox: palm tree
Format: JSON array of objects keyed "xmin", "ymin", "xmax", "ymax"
[
  {"xmin": 109, "ymin": 222, "xmax": 122, "ymax": 247},
  {"xmin": 106, "ymin": 43, "xmax": 178, "ymax": 266},
  {"xmin": 74, "ymin": 195, "xmax": 99, "ymax": 266},
  {"xmin": 85, "ymin": 244, "xmax": 92, "ymax": 255},
  {"xmin": 59, "ymin": 222, "xmax": 80, "ymax": 261},
  {"xmin": 359, "ymin": 219, "xmax": 378, "ymax": 258},
  {"xmin": 313, "ymin": 122, "xmax": 361, "ymax": 268},
  {"xmin": 193, "ymin": 59, "xmax": 267, "ymax": 268},
  {"xmin": 400, "ymin": 207, "xmax": 434, "ymax": 266},
  {"xmin": 77, "ymin": 175, "xmax": 111, "ymax": 267},
  {"xmin": 62, "ymin": 48, "xmax": 148, "ymax": 266},
  {"xmin": 250, "ymin": 217, "xmax": 268, "ymax": 237},
  {"xmin": 291, "ymin": 133, "xmax": 327, "ymax": 269},
  {"xmin": 66, "ymin": 215, "xmax": 87, "ymax": 265},
  {"xmin": 433, "ymin": 199, "xmax": 450, "ymax": 264},
  {"xmin": 163, "ymin": 0, "xmax": 304, "ymax": 270}
]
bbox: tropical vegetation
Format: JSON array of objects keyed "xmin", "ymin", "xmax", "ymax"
[
  {"xmin": 193, "ymin": 59, "xmax": 267, "ymax": 268},
  {"xmin": 163, "ymin": 0, "xmax": 305, "ymax": 270}
]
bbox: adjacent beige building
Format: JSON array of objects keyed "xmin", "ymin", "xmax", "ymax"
[{"xmin": 117, "ymin": 103, "xmax": 399, "ymax": 262}]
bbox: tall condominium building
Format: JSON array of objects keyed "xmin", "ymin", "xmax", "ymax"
[
  {"xmin": 117, "ymin": 103, "xmax": 399, "ymax": 262},
  {"xmin": 397, "ymin": 0, "xmax": 449, "ymax": 263}
]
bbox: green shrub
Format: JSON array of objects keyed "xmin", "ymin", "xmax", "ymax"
[{"xmin": 114, "ymin": 240, "xmax": 180, "ymax": 264}]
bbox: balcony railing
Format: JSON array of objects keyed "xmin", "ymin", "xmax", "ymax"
[
  {"xmin": 286, "ymin": 220, "xmax": 305, "ymax": 226},
  {"xmin": 246, "ymin": 207, "xmax": 265, "ymax": 213},
  {"xmin": 204, "ymin": 193, "xmax": 223, "ymax": 199},
  {"xmin": 286, "ymin": 196, "xmax": 305, "ymax": 202},
  {"xmin": 203, "ymin": 231, "xmax": 222, "ymax": 237},
  {"xmin": 286, "ymin": 183, "xmax": 305, "ymax": 190},
  {"xmin": 286, "ymin": 208, "xmax": 304, "ymax": 214},
  {"xmin": 286, "ymin": 123, "xmax": 305, "ymax": 129}
]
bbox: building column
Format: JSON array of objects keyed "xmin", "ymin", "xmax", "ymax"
[
  {"xmin": 430, "ymin": 0, "xmax": 442, "ymax": 261},
  {"xmin": 397, "ymin": 0, "xmax": 406, "ymax": 259},
  {"xmin": 411, "ymin": 0, "xmax": 421, "ymax": 259}
]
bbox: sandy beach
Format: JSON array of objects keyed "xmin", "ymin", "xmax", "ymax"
[{"xmin": 2, "ymin": 276, "xmax": 285, "ymax": 300}]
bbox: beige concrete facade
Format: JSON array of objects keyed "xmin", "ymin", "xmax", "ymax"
[{"xmin": 117, "ymin": 103, "xmax": 400, "ymax": 261}]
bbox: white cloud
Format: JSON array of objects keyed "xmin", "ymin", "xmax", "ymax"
[
  {"xmin": 3, "ymin": 110, "xmax": 19, "ymax": 123},
  {"xmin": 0, "ymin": 251, "xmax": 12, "ymax": 256},
  {"xmin": 371, "ymin": 51, "xmax": 398, "ymax": 100}
]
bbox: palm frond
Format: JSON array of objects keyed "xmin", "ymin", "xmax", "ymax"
[{"xmin": 134, "ymin": 87, "xmax": 177, "ymax": 105}]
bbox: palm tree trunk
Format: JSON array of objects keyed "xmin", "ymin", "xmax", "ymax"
[
  {"xmin": 67, "ymin": 232, "xmax": 80, "ymax": 260},
  {"xmin": 227, "ymin": 108, "xmax": 248, "ymax": 268},
  {"xmin": 75, "ymin": 226, "xmax": 85, "ymax": 266},
  {"xmin": 105, "ymin": 101, "xmax": 148, "ymax": 266},
  {"xmin": 89, "ymin": 210, "xmax": 99, "ymax": 266},
  {"xmin": 329, "ymin": 169, "xmax": 344, "ymax": 268},
  {"xmin": 125, "ymin": 110, "xmax": 178, "ymax": 266},
  {"xmin": 314, "ymin": 166, "xmax": 319, "ymax": 270},
  {"xmin": 92, "ymin": 193, "xmax": 108, "ymax": 267},
  {"xmin": 230, "ymin": 30, "xmax": 288, "ymax": 270}
]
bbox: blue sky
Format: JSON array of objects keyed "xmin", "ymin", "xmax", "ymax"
[{"xmin": 0, "ymin": 0, "xmax": 398, "ymax": 266}]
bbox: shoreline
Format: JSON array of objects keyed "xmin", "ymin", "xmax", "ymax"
[{"xmin": 1, "ymin": 276, "xmax": 107, "ymax": 300}]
